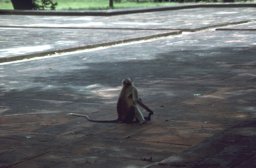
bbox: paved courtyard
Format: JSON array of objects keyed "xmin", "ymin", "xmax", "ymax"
[{"xmin": 0, "ymin": 5, "xmax": 256, "ymax": 168}]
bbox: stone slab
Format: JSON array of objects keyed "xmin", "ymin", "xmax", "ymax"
[
  {"xmin": 151, "ymin": 120, "xmax": 256, "ymax": 168},
  {"xmin": 1, "ymin": 30, "xmax": 256, "ymax": 167},
  {"xmin": 0, "ymin": 27, "xmax": 179, "ymax": 62}
]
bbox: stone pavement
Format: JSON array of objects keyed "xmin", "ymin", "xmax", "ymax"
[
  {"xmin": 0, "ymin": 7, "xmax": 255, "ymax": 62},
  {"xmin": 0, "ymin": 5, "xmax": 256, "ymax": 168}
]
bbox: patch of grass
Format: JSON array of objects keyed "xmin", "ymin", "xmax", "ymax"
[
  {"xmin": 56, "ymin": 0, "xmax": 109, "ymax": 10},
  {"xmin": 0, "ymin": 0, "xmax": 176, "ymax": 10},
  {"xmin": 0, "ymin": 0, "xmax": 13, "ymax": 9},
  {"xmin": 111, "ymin": 1, "xmax": 177, "ymax": 9},
  {"xmin": 55, "ymin": 0, "xmax": 177, "ymax": 10}
]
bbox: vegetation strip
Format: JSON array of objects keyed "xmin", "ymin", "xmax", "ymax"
[{"xmin": 0, "ymin": 3, "xmax": 256, "ymax": 16}]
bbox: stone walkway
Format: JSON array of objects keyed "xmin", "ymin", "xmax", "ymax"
[
  {"xmin": 0, "ymin": 7, "xmax": 255, "ymax": 62},
  {"xmin": 0, "ymin": 5, "xmax": 256, "ymax": 168}
]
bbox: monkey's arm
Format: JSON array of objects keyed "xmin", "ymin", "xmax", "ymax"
[
  {"xmin": 131, "ymin": 86, "xmax": 154, "ymax": 114},
  {"xmin": 137, "ymin": 99, "xmax": 154, "ymax": 114}
]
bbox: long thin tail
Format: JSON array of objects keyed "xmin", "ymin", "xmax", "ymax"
[{"xmin": 67, "ymin": 113, "xmax": 119, "ymax": 123}]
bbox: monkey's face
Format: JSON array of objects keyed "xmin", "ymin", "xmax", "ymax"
[{"xmin": 122, "ymin": 78, "xmax": 132, "ymax": 86}]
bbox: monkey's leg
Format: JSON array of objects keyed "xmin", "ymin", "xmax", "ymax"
[{"xmin": 134, "ymin": 105, "xmax": 145, "ymax": 124}]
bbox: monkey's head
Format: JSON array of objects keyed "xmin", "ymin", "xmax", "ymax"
[{"xmin": 122, "ymin": 78, "xmax": 133, "ymax": 86}]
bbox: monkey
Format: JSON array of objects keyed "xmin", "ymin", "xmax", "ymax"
[{"xmin": 68, "ymin": 78, "xmax": 154, "ymax": 124}]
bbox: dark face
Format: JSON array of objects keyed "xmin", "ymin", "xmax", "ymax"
[{"xmin": 122, "ymin": 78, "xmax": 132, "ymax": 86}]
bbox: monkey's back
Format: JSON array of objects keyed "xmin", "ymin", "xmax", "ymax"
[{"xmin": 117, "ymin": 86, "xmax": 135, "ymax": 122}]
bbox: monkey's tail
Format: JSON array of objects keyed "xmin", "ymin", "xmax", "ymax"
[{"xmin": 67, "ymin": 113, "xmax": 119, "ymax": 123}]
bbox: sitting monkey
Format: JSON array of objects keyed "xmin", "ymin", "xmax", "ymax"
[{"xmin": 68, "ymin": 78, "xmax": 153, "ymax": 124}]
